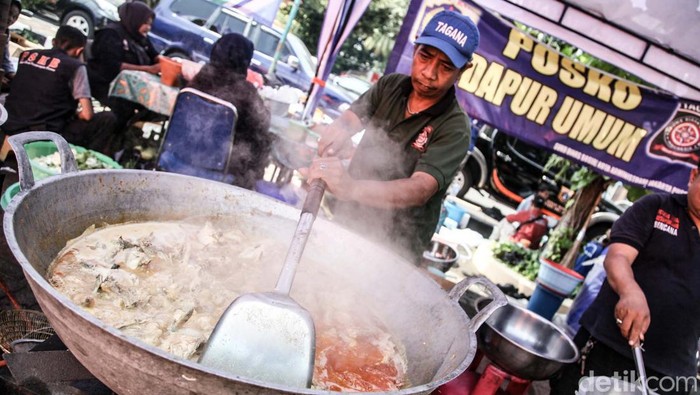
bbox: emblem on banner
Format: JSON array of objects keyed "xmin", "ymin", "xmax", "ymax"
[{"xmin": 648, "ymin": 105, "xmax": 700, "ymax": 166}]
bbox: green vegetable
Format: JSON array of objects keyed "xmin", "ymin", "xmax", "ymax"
[
  {"xmin": 492, "ymin": 242, "xmax": 540, "ymax": 281},
  {"xmin": 73, "ymin": 150, "xmax": 112, "ymax": 170},
  {"xmin": 35, "ymin": 149, "xmax": 114, "ymax": 171}
]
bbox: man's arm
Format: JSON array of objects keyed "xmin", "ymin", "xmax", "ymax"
[
  {"xmin": 120, "ymin": 60, "xmax": 161, "ymax": 75},
  {"xmin": 76, "ymin": 98, "xmax": 94, "ymax": 121},
  {"xmin": 72, "ymin": 65, "xmax": 94, "ymax": 121},
  {"xmin": 304, "ymin": 155, "xmax": 438, "ymax": 208},
  {"xmin": 604, "ymin": 242, "xmax": 650, "ymax": 346},
  {"xmin": 340, "ymin": 170, "xmax": 437, "ymax": 208}
]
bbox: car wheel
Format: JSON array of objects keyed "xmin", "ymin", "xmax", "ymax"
[
  {"xmin": 62, "ymin": 10, "xmax": 94, "ymax": 38},
  {"xmin": 583, "ymin": 222, "xmax": 611, "ymax": 244},
  {"xmin": 165, "ymin": 51, "xmax": 191, "ymax": 61},
  {"xmin": 447, "ymin": 167, "xmax": 474, "ymax": 199}
]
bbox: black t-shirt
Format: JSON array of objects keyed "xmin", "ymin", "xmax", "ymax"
[
  {"xmin": 580, "ymin": 193, "xmax": 700, "ymax": 377},
  {"xmin": 333, "ymin": 74, "xmax": 470, "ymax": 262},
  {"xmin": 3, "ymin": 48, "xmax": 83, "ymax": 133}
]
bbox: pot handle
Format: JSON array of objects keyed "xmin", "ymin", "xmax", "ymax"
[
  {"xmin": 448, "ymin": 275, "xmax": 507, "ymax": 332},
  {"xmin": 8, "ymin": 132, "xmax": 78, "ymax": 191}
]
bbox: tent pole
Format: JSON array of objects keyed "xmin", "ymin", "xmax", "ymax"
[{"xmin": 267, "ymin": 0, "xmax": 301, "ymax": 80}]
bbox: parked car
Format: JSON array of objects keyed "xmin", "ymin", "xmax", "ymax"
[
  {"xmin": 26, "ymin": 0, "xmax": 124, "ymax": 38},
  {"xmin": 329, "ymin": 74, "xmax": 372, "ymax": 101},
  {"xmin": 147, "ymin": 0, "xmax": 354, "ymax": 118},
  {"xmin": 448, "ymin": 123, "xmax": 623, "ymax": 241}
]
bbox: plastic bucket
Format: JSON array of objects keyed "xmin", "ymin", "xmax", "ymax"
[
  {"xmin": 444, "ymin": 200, "xmax": 466, "ymax": 225},
  {"xmin": 265, "ymin": 99, "xmax": 291, "ymax": 117},
  {"xmin": 1, "ymin": 182, "xmax": 20, "ymax": 210},
  {"xmin": 24, "ymin": 141, "xmax": 121, "ymax": 180},
  {"xmin": 537, "ymin": 258, "xmax": 584, "ymax": 295},
  {"xmin": 527, "ymin": 282, "xmax": 566, "ymax": 320},
  {"xmin": 159, "ymin": 56, "xmax": 182, "ymax": 87}
]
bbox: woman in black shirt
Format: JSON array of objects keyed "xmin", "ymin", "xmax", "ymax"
[{"xmin": 87, "ymin": 1, "xmax": 160, "ymax": 133}]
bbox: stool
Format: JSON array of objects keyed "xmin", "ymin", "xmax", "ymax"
[
  {"xmin": 472, "ymin": 363, "xmax": 531, "ymax": 395},
  {"xmin": 433, "ymin": 362, "xmax": 531, "ymax": 395},
  {"xmin": 433, "ymin": 370, "xmax": 480, "ymax": 395}
]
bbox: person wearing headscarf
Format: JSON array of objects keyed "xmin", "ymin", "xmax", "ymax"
[
  {"xmin": 87, "ymin": 1, "xmax": 160, "ymax": 137},
  {"xmin": 187, "ymin": 33, "xmax": 272, "ymax": 190}
]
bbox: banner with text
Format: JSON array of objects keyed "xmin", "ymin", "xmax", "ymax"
[{"xmin": 387, "ymin": 0, "xmax": 700, "ymax": 193}]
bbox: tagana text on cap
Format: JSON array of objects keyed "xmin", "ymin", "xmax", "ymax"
[{"xmin": 414, "ymin": 10, "xmax": 480, "ymax": 68}]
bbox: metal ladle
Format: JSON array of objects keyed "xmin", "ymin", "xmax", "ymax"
[{"xmin": 632, "ymin": 343, "xmax": 649, "ymax": 395}]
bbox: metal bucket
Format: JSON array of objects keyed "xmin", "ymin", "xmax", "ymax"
[
  {"xmin": 472, "ymin": 297, "xmax": 579, "ymax": 380},
  {"xmin": 3, "ymin": 132, "xmax": 507, "ymax": 394},
  {"xmin": 421, "ymin": 240, "xmax": 459, "ymax": 273}
]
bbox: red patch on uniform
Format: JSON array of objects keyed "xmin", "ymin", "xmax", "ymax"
[{"xmin": 411, "ymin": 125, "xmax": 433, "ymax": 152}]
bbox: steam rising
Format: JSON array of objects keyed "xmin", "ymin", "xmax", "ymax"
[{"xmin": 332, "ymin": 118, "xmax": 440, "ymax": 263}]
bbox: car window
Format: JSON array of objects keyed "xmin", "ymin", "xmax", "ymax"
[
  {"xmin": 286, "ymin": 33, "xmax": 316, "ymax": 74},
  {"xmin": 211, "ymin": 10, "xmax": 249, "ymax": 35},
  {"xmin": 254, "ymin": 29, "xmax": 281, "ymax": 58},
  {"xmin": 254, "ymin": 29, "xmax": 295, "ymax": 65},
  {"xmin": 169, "ymin": 0, "xmax": 217, "ymax": 26}
]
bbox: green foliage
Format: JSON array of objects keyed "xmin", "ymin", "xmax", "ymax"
[
  {"xmin": 625, "ymin": 185, "xmax": 652, "ymax": 202},
  {"xmin": 278, "ymin": 0, "xmax": 408, "ymax": 73},
  {"xmin": 570, "ymin": 167, "xmax": 600, "ymax": 191},
  {"xmin": 543, "ymin": 154, "xmax": 602, "ymax": 192},
  {"xmin": 543, "ymin": 154, "xmax": 571, "ymax": 182},
  {"xmin": 541, "ymin": 226, "xmax": 575, "ymax": 263},
  {"xmin": 492, "ymin": 241, "xmax": 540, "ymax": 281},
  {"xmin": 20, "ymin": 0, "xmax": 46, "ymax": 11}
]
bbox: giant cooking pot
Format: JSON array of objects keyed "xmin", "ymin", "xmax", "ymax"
[{"xmin": 3, "ymin": 133, "xmax": 507, "ymax": 395}]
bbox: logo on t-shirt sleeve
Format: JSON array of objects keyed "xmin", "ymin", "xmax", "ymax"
[{"xmin": 654, "ymin": 208, "xmax": 679, "ymax": 236}]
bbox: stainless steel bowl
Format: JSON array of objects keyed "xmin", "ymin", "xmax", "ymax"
[
  {"xmin": 473, "ymin": 298, "xmax": 579, "ymax": 380},
  {"xmin": 421, "ymin": 241, "xmax": 458, "ymax": 273}
]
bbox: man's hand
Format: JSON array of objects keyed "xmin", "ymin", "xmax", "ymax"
[
  {"xmin": 614, "ymin": 287, "xmax": 650, "ymax": 346},
  {"xmin": 300, "ymin": 157, "xmax": 355, "ymax": 200},
  {"xmin": 314, "ymin": 109, "xmax": 363, "ymax": 157},
  {"xmin": 145, "ymin": 63, "xmax": 161, "ymax": 75},
  {"xmin": 316, "ymin": 124, "xmax": 354, "ymax": 158}
]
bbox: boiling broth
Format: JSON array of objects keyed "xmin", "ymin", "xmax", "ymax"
[{"xmin": 47, "ymin": 216, "xmax": 406, "ymax": 391}]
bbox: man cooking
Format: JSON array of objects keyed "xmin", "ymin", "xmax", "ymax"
[
  {"xmin": 550, "ymin": 161, "xmax": 700, "ymax": 394},
  {"xmin": 304, "ymin": 10, "xmax": 477, "ymax": 262}
]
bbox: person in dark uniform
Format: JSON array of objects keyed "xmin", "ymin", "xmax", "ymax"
[
  {"xmin": 303, "ymin": 10, "xmax": 477, "ymax": 262},
  {"xmin": 550, "ymin": 162, "xmax": 700, "ymax": 395},
  {"xmin": 1, "ymin": 25, "xmax": 117, "ymax": 155},
  {"xmin": 87, "ymin": 1, "xmax": 160, "ymax": 134}
]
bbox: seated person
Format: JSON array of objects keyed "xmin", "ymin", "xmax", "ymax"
[
  {"xmin": 1, "ymin": 0, "xmax": 22, "ymax": 92},
  {"xmin": 186, "ymin": 33, "xmax": 272, "ymax": 190},
  {"xmin": 1, "ymin": 26, "xmax": 117, "ymax": 156},
  {"xmin": 87, "ymin": 1, "xmax": 160, "ymax": 133},
  {"xmin": 180, "ymin": 59, "xmax": 265, "ymax": 89},
  {"xmin": 504, "ymin": 191, "xmax": 549, "ymax": 249}
]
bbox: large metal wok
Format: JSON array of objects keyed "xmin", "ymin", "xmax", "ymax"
[{"xmin": 3, "ymin": 132, "xmax": 507, "ymax": 395}]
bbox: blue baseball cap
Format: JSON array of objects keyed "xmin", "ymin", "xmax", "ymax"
[{"xmin": 414, "ymin": 10, "xmax": 480, "ymax": 68}]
